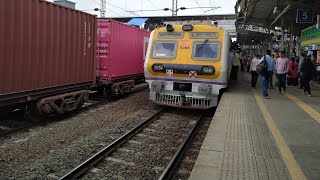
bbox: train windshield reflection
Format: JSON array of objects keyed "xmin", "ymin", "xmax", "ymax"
[
  {"xmin": 193, "ymin": 42, "xmax": 220, "ymax": 60},
  {"xmin": 152, "ymin": 41, "xmax": 177, "ymax": 59}
]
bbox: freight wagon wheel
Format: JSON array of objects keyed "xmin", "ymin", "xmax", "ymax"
[{"xmin": 24, "ymin": 103, "xmax": 44, "ymax": 122}]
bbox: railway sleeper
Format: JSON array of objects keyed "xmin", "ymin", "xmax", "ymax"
[{"xmin": 36, "ymin": 90, "xmax": 89, "ymax": 115}]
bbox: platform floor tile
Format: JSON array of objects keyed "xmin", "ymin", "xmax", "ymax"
[{"xmin": 189, "ymin": 82, "xmax": 290, "ymax": 180}]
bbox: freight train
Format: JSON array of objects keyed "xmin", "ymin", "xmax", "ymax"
[
  {"xmin": 144, "ymin": 24, "xmax": 231, "ymax": 109},
  {"xmin": 0, "ymin": 0, "xmax": 149, "ymax": 120}
]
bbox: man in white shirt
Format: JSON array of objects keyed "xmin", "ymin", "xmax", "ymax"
[{"xmin": 250, "ymin": 54, "xmax": 260, "ymax": 88}]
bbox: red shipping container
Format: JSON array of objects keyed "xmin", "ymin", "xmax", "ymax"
[
  {"xmin": 96, "ymin": 19, "xmax": 150, "ymax": 84},
  {"xmin": 0, "ymin": 0, "xmax": 96, "ymax": 106}
]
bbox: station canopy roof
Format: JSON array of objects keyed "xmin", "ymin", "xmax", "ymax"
[
  {"xmin": 127, "ymin": 18, "xmax": 149, "ymax": 26},
  {"xmin": 235, "ymin": 0, "xmax": 320, "ymax": 45}
]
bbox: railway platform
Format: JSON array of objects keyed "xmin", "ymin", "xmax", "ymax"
[{"xmin": 189, "ymin": 73, "xmax": 320, "ymax": 180}]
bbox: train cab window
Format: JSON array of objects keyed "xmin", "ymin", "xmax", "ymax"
[
  {"xmin": 152, "ymin": 41, "xmax": 177, "ymax": 59},
  {"xmin": 192, "ymin": 41, "xmax": 220, "ymax": 61}
]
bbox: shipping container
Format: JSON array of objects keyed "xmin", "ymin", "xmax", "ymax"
[
  {"xmin": 0, "ymin": 0, "xmax": 96, "ymax": 112},
  {"xmin": 96, "ymin": 19, "xmax": 150, "ymax": 86}
]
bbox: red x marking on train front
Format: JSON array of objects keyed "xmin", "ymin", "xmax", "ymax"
[{"xmin": 189, "ymin": 71, "xmax": 197, "ymax": 78}]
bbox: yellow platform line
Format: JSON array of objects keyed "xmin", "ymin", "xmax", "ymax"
[
  {"xmin": 253, "ymin": 90, "xmax": 307, "ymax": 180},
  {"xmin": 285, "ymin": 93, "xmax": 320, "ymax": 124}
]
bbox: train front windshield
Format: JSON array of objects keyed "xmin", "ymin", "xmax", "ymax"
[
  {"xmin": 193, "ymin": 42, "xmax": 220, "ymax": 60},
  {"xmin": 152, "ymin": 41, "xmax": 177, "ymax": 58}
]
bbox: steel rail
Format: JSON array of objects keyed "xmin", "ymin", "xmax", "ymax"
[
  {"xmin": 59, "ymin": 108, "xmax": 165, "ymax": 180},
  {"xmin": 158, "ymin": 113, "xmax": 207, "ymax": 180},
  {"xmin": 0, "ymin": 97, "xmax": 108, "ymax": 138},
  {"xmin": 0, "ymin": 123, "xmax": 37, "ymax": 137}
]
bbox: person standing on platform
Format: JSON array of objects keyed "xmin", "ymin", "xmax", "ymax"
[
  {"xmin": 250, "ymin": 54, "xmax": 260, "ymax": 88},
  {"xmin": 292, "ymin": 52, "xmax": 300, "ymax": 63},
  {"xmin": 269, "ymin": 66, "xmax": 275, "ymax": 89},
  {"xmin": 287, "ymin": 57, "xmax": 299, "ymax": 86},
  {"xmin": 231, "ymin": 49, "xmax": 241, "ymax": 80},
  {"xmin": 270, "ymin": 53, "xmax": 278, "ymax": 89},
  {"xmin": 229, "ymin": 48, "xmax": 235, "ymax": 64},
  {"xmin": 258, "ymin": 50, "xmax": 275, "ymax": 99},
  {"xmin": 240, "ymin": 54, "xmax": 247, "ymax": 72},
  {"xmin": 300, "ymin": 57, "xmax": 314, "ymax": 96},
  {"xmin": 275, "ymin": 51, "xmax": 289, "ymax": 93},
  {"xmin": 247, "ymin": 56, "xmax": 252, "ymax": 72},
  {"xmin": 298, "ymin": 53, "xmax": 305, "ymax": 89}
]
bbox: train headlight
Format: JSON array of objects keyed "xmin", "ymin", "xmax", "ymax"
[
  {"xmin": 182, "ymin": 24, "xmax": 193, "ymax": 31},
  {"xmin": 198, "ymin": 84, "xmax": 212, "ymax": 95},
  {"xmin": 152, "ymin": 64, "xmax": 164, "ymax": 72},
  {"xmin": 201, "ymin": 66, "xmax": 215, "ymax": 75},
  {"xmin": 151, "ymin": 81, "xmax": 164, "ymax": 92}
]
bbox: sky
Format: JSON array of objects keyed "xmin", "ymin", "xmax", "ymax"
[{"xmin": 48, "ymin": 0, "xmax": 237, "ymax": 17}]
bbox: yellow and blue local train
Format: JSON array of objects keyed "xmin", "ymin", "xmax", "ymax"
[{"xmin": 144, "ymin": 24, "xmax": 231, "ymax": 109}]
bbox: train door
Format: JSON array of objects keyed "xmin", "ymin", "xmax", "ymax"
[{"xmin": 143, "ymin": 37, "xmax": 149, "ymax": 61}]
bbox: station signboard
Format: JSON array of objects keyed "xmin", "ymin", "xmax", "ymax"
[{"xmin": 296, "ymin": 9, "xmax": 313, "ymax": 23}]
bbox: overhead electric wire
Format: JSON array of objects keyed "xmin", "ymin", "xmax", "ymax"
[
  {"xmin": 193, "ymin": 0, "xmax": 208, "ymax": 16},
  {"xmin": 205, "ymin": 0, "xmax": 219, "ymax": 13},
  {"xmin": 209, "ymin": 0, "xmax": 214, "ymax": 9},
  {"xmin": 129, "ymin": 9, "xmax": 168, "ymax": 12},
  {"xmin": 90, "ymin": 0, "xmax": 140, "ymax": 17},
  {"xmin": 106, "ymin": 2, "xmax": 140, "ymax": 16},
  {"xmin": 107, "ymin": 8, "xmax": 124, "ymax": 17}
]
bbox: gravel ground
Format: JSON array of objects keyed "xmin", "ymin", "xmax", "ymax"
[
  {"xmin": 0, "ymin": 87, "xmax": 161, "ymax": 179},
  {"xmin": 80, "ymin": 110, "xmax": 203, "ymax": 180}
]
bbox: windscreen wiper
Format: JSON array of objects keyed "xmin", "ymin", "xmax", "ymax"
[{"xmin": 199, "ymin": 39, "xmax": 209, "ymax": 49}]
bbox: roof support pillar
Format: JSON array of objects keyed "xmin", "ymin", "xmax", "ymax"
[
  {"xmin": 296, "ymin": 36, "xmax": 301, "ymax": 55},
  {"xmin": 316, "ymin": 14, "xmax": 320, "ymax": 29},
  {"xmin": 269, "ymin": 28, "xmax": 273, "ymax": 50},
  {"xmin": 281, "ymin": 16, "xmax": 285, "ymax": 52}
]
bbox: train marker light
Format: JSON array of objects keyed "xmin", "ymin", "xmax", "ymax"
[
  {"xmin": 182, "ymin": 24, "xmax": 193, "ymax": 31},
  {"xmin": 201, "ymin": 66, "xmax": 215, "ymax": 75},
  {"xmin": 166, "ymin": 24, "xmax": 174, "ymax": 32},
  {"xmin": 152, "ymin": 64, "xmax": 164, "ymax": 72}
]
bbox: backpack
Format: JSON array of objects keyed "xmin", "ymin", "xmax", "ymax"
[{"xmin": 256, "ymin": 56, "xmax": 268, "ymax": 75}]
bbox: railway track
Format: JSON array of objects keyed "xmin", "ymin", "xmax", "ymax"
[
  {"xmin": 0, "ymin": 122, "xmax": 37, "ymax": 137},
  {"xmin": 59, "ymin": 108, "xmax": 212, "ymax": 180},
  {"xmin": 171, "ymin": 116, "xmax": 212, "ymax": 179},
  {"xmin": 0, "ymin": 98, "xmax": 108, "ymax": 138}
]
